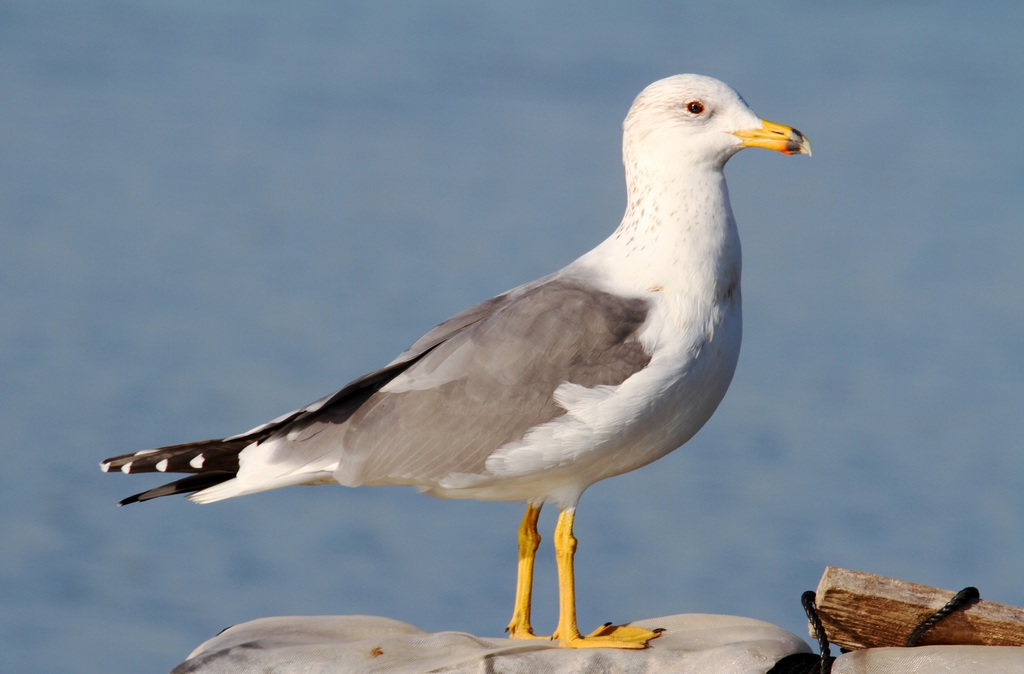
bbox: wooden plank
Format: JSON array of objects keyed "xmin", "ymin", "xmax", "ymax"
[{"xmin": 811, "ymin": 566, "xmax": 1024, "ymax": 650}]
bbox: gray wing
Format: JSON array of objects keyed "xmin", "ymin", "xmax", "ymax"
[
  {"xmin": 102, "ymin": 274, "xmax": 651, "ymax": 502},
  {"xmin": 284, "ymin": 275, "xmax": 652, "ymax": 486}
]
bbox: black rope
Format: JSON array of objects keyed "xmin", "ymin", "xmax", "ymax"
[
  {"xmin": 766, "ymin": 591, "xmax": 833, "ymax": 674},
  {"xmin": 802, "ymin": 591, "xmax": 834, "ymax": 674},
  {"xmin": 905, "ymin": 586, "xmax": 980, "ymax": 647},
  {"xmin": 766, "ymin": 652, "xmax": 823, "ymax": 674}
]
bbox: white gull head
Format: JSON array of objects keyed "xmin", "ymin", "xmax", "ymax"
[{"xmin": 624, "ymin": 74, "xmax": 810, "ymax": 171}]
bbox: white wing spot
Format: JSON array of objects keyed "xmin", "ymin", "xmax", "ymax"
[
  {"xmin": 189, "ymin": 454, "xmax": 205, "ymax": 469},
  {"xmin": 120, "ymin": 461, "xmax": 133, "ymax": 474},
  {"xmin": 156, "ymin": 459, "xmax": 169, "ymax": 472},
  {"xmin": 100, "ymin": 461, "xmax": 112, "ymax": 472}
]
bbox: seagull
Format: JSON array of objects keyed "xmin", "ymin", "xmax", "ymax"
[{"xmin": 101, "ymin": 74, "xmax": 810, "ymax": 649}]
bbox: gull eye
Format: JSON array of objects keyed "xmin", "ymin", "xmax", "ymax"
[{"xmin": 685, "ymin": 100, "xmax": 705, "ymax": 115}]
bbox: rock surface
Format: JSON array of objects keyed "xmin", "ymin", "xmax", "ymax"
[
  {"xmin": 171, "ymin": 613, "xmax": 1024, "ymax": 673},
  {"xmin": 171, "ymin": 613, "xmax": 810, "ymax": 673},
  {"xmin": 831, "ymin": 645, "xmax": 1024, "ymax": 673}
]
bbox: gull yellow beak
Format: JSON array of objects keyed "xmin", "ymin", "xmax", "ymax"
[{"xmin": 734, "ymin": 119, "xmax": 812, "ymax": 156}]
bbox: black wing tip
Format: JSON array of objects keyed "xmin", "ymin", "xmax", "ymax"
[{"xmin": 113, "ymin": 471, "xmax": 237, "ymax": 506}]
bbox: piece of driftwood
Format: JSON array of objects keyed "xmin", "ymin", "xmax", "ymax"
[{"xmin": 811, "ymin": 566, "xmax": 1024, "ymax": 650}]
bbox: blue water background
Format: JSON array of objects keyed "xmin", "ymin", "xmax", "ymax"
[{"xmin": 2, "ymin": 2, "xmax": 1023, "ymax": 671}]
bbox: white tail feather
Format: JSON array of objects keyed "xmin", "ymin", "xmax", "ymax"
[{"xmin": 189, "ymin": 472, "xmax": 334, "ymax": 504}]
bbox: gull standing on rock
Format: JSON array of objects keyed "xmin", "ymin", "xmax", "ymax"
[{"xmin": 101, "ymin": 74, "xmax": 811, "ymax": 649}]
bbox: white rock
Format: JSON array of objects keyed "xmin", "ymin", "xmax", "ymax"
[
  {"xmin": 832, "ymin": 645, "xmax": 1024, "ymax": 673},
  {"xmin": 172, "ymin": 613, "xmax": 811, "ymax": 673}
]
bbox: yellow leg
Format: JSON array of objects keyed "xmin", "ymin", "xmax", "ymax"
[
  {"xmin": 552, "ymin": 508, "xmax": 663, "ymax": 649},
  {"xmin": 506, "ymin": 502, "xmax": 543, "ymax": 638}
]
